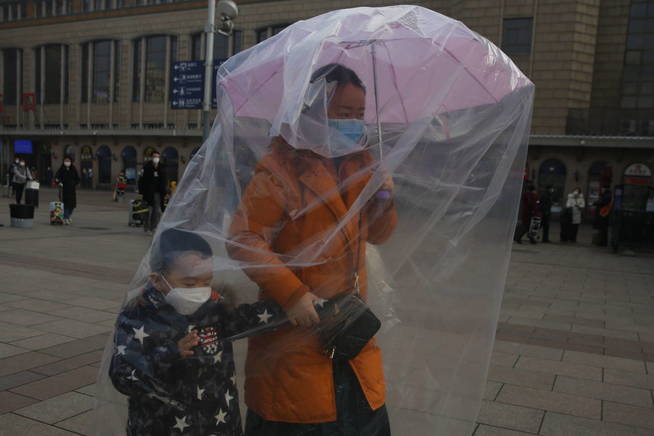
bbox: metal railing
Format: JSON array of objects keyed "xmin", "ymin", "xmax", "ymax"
[{"xmin": 567, "ymin": 108, "xmax": 654, "ymax": 137}]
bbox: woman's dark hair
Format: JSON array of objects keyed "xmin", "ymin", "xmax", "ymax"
[
  {"xmin": 310, "ymin": 63, "xmax": 365, "ymax": 91},
  {"xmin": 150, "ymin": 228, "xmax": 213, "ymax": 273}
]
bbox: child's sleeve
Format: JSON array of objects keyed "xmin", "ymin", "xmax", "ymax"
[
  {"xmin": 219, "ymin": 300, "xmax": 286, "ymax": 339},
  {"xmin": 108, "ymin": 311, "xmax": 180, "ymax": 400}
]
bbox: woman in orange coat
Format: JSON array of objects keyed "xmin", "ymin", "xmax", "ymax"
[{"xmin": 228, "ymin": 64, "xmax": 397, "ymax": 435}]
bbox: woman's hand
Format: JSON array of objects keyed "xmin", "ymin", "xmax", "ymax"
[
  {"xmin": 177, "ymin": 331, "xmax": 200, "ymax": 358},
  {"xmin": 286, "ymin": 292, "xmax": 321, "ymax": 327},
  {"xmin": 380, "ymin": 173, "xmax": 394, "ymax": 192}
]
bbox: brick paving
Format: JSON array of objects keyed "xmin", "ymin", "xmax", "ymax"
[{"xmin": 1, "ymin": 188, "xmax": 654, "ymax": 435}]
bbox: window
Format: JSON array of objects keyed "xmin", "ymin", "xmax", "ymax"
[
  {"xmin": 132, "ymin": 35, "xmax": 177, "ymax": 103},
  {"xmin": 256, "ymin": 24, "xmax": 289, "ymax": 43},
  {"xmin": 622, "ymin": 0, "xmax": 654, "ymax": 110},
  {"xmin": 55, "ymin": 0, "xmax": 67, "ymax": 15},
  {"xmin": 1, "ymin": 2, "xmax": 22, "ymax": 21},
  {"xmin": 37, "ymin": 0, "xmax": 67, "ymax": 17},
  {"xmin": 162, "ymin": 146, "xmax": 179, "ymax": 182},
  {"xmin": 96, "ymin": 145, "xmax": 112, "ymax": 184},
  {"xmin": 2, "ymin": 48, "xmax": 22, "ymax": 105},
  {"xmin": 190, "ymin": 30, "xmax": 243, "ymax": 61},
  {"xmin": 35, "ymin": 44, "xmax": 69, "ymax": 105},
  {"xmin": 145, "ymin": 35, "xmax": 167, "ymax": 102},
  {"xmin": 82, "ymin": 0, "xmax": 110, "ymax": 11},
  {"xmin": 191, "ymin": 33, "xmax": 202, "ymax": 60},
  {"xmin": 501, "ymin": 18, "xmax": 533, "ymax": 55},
  {"xmin": 81, "ymin": 40, "xmax": 120, "ymax": 103},
  {"xmin": 133, "ymin": 39, "xmax": 141, "ymax": 102},
  {"xmin": 121, "ymin": 146, "xmax": 137, "ymax": 183},
  {"xmin": 37, "ymin": 0, "xmax": 53, "ymax": 17}
]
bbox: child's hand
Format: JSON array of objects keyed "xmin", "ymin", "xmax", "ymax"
[{"xmin": 177, "ymin": 331, "xmax": 200, "ymax": 358}]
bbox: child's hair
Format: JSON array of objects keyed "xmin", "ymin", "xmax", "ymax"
[{"xmin": 150, "ymin": 228, "xmax": 213, "ymax": 273}]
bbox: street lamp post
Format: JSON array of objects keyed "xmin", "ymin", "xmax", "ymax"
[{"xmin": 202, "ymin": 0, "xmax": 238, "ymax": 141}]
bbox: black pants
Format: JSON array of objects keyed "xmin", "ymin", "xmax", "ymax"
[
  {"xmin": 145, "ymin": 192, "xmax": 163, "ymax": 232},
  {"xmin": 541, "ymin": 214, "xmax": 551, "ymax": 242},
  {"xmin": 561, "ymin": 221, "xmax": 579, "ymax": 242},
  {"xmin": 569, "ymin": 223, "xmax": 579, "ymax": 242},
  {"xmin": 14, "ymin": 183, "xmax": 25, "ymax": 204},
  {"xmin": 245, "ymin": 361, "xmax": 391, "ymax": 436}
]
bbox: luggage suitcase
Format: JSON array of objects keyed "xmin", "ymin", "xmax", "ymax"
[
  {"xmin": 129, "ymin": 199, "xmax": 149, "ymax": 227},
  {"xmin": 49, "ymin": 201, "xmax": 64, "ymax": 225},
  {"xmin": 25, "ymin": 188, "xmax": 39, "ymax": 208}
]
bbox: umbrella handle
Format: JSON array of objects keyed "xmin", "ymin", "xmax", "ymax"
[{"xmin": 371, "ymin": 42, "xmax": 383, "ymax": 161}]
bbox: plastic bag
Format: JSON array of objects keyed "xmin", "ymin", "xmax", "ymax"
[{"xmin": 95, "ymin": 5, "xmax": 533, "ymax": 436}]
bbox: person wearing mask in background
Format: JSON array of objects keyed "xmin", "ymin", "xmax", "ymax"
[
  {"xmin": 139, "ymin": 152, "xmax": 167, "ymax": 235},
  {"xmin": 562, "ymin": 187, "xmax": 585, "ymax": 243},
  {"xmin": 8, "ymin": 158, "xmax": 19, "ymax": 196},
  {"xmin": 55, "ymin": 157, "xmax": 81, "ymax": 225},
  {"xmin": 539, "ymin": 185, "xmax": 554, "ymax": 243},
  {"xmin": 12, "ymin": 159, "xmax": 32, "ymax": 204}
]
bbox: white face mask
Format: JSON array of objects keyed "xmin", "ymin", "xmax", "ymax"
[
  {"xmin": 162, "ymin": 275, "xmax": 211, "ymax": 315},
  {"xmin": 20, "ymin": 162, "xmax": 25, "ymax": 167},
  {"xmin": 64, "ymin": 161, "xmax": 71, "ymax": 167},
  {"xmin": 153, "ymin": 157, "xmax": 160, "ymax": 164}
]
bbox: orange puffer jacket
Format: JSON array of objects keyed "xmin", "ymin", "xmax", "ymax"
[{"xmin": 228, "ymin": 140, "xmax": 397, "ymax": 423}]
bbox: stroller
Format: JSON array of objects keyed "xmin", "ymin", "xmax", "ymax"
[
  {"xmin": 128, "ymin": 199, "xmax": 150, "ymax": 227},
  {"xmin": 113, "ymin": 174, "xmax": 127, "ymax": 202}
]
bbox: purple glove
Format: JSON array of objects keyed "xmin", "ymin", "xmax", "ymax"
[{"xmin": 376, "ymin": 189, "xmax": 392, "ymax": 200}]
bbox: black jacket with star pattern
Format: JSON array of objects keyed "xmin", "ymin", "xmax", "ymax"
[{"xmin": 109, "ymin": 286, "xmax": 284, "ymax": 436}]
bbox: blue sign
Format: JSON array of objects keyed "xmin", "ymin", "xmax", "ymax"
[
  {"xmin": 170, "ymin": 61, "xmax": 205, "ymax": 110},
  {"xmin": 14, "ymin": 139, "xmax": 33, "ymax": 154}
]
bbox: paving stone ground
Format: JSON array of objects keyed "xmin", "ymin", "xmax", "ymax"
[{"xmin": 1, "ymin": 188, "xmax": 654, "ymax": 436}]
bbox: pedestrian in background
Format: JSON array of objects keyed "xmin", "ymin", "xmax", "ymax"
[
  {"xmin": 539, "ymin": 185, "xmax": 554, "ymax": 243},
  {"xmin": 8, "ymin": 157, "xmax": 19, "ymax": 196},
  {"xmin": 515, "ymin": 183, "xmax": 539, "ymax": 244},
  {"xmin": 593, "ymin": 185, "xmax": 612, "ymax": 247},
  {"xmin": 138, "ymin": 152, "xmax": 167, "ymax": 234},
  {"xmin": 12, "ymin": 158, "xmax": 32, "ymax": 204},
  {"xmin": 55, "ymin": 157, "xmax": 80, "ymax": 225},
  {"xmin": 561, "ymin": 187, "xmax": 585, "ymax": 243}
]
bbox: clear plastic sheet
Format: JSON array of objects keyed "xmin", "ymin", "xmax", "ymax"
[{"xmin": 95, "ymin": 5, "xmax": 533, "ymax": 435}]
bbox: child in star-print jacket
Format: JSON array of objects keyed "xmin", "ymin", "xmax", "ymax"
[{"xmin": 109, "ymin": 228, "xmax": 285, "ymax": 436}]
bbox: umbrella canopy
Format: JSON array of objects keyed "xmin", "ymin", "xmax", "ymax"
[{"xmin": 220, "ymin": 6, "xmax": 531, "ymax": 125}]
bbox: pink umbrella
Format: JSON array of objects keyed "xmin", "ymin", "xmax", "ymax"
[{"xmin": 219, "ymin": 5, "xmax": 532, "ymax": 125}]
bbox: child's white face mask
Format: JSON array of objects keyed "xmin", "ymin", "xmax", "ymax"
[{"xmin": 162, "ymin": 275, "xmax": 211, "ymax": 315}]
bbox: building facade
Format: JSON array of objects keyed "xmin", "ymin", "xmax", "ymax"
[{"xmin": 0, "ymin": 0, "xmax": 653, "ymax": 209}]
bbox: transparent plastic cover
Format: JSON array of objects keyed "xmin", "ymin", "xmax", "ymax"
[{"xmin": 96, "ymin": 5, "xmax": 533, "ymax": 436}]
